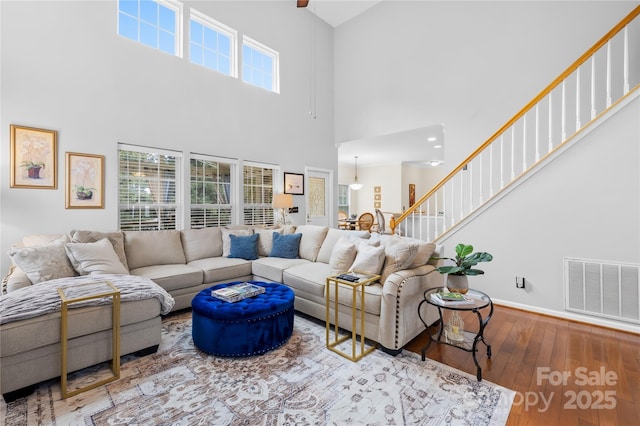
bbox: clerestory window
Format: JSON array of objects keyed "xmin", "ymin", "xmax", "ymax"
[{"xmin": 118, "ymin": 0, "xmax": 183, "ymax": 57}]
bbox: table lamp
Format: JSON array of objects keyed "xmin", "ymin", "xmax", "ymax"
[{"xmin": 273, "ymin": 193, "xmax": 293, "ymax": 224}]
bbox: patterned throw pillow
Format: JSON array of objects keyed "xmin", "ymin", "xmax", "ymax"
[
  {"xmin": 379, "ymin": 237, "xmax": 420, "ymax": 283},
  {"xmin": 228, "ymin": 234, "xmax": 260, "ymax": 260},
  {"xmin": 270, "ymin": 233, "xmax": 302, "ymax": 259},
  {"xmin": 9, "ymin": 237, "xmax": 77, "ymax": 284}
]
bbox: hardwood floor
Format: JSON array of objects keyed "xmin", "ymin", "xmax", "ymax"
[{"xmin": 403, "ymin": 304, "xmax": 640, "ymax": 425}]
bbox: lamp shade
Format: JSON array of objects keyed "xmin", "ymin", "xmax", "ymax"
[{"xmin": 272, "ymin": 193, "xmax": 293, "ymax": 209}]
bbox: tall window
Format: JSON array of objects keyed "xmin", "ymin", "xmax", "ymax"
[
  {"xmin": 190, "ymin": 155, "xmax": 235, "ymax": 228},
  {"xmin": 242, "ymin": 37, "xmax": 279, "ymax": 93},
  {"xmin": 243, "ymin": 162, "xmax": 277, "ymax": 225},
  {"xmin": 338, "ymin": 184, "xmax": 350, "ymax": 216},
  {"xmin": 118, "ymin": 0, "xmax": 183, "ymax": 57},
  {"xmin": 118, "ymin": 145, "xmax": 182, "ymax": 231},
  {"xmin": 189, "ymin": 10, "xmax": 237, "ymax": 77}
]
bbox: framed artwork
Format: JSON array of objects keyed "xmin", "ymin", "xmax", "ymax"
[
  {"xmin": 374, "ymin": 201, "xmax": 381, "ymax": 209},
  {"xmin": 374, "ymin": 186, "xmax": 381, "ymax": 193},
  {"xmin": 409, "ymin": 183, "xmax": 416, "ymax": 207},
  {"xmin": 10, "ymin": 124, "xmax": 57, "ymax": 189},
  {"xmin": 66, "ymin": 152, "xmax": 105, "ymax": 209},
  {"xmin": 284, "ymin": 172, "xmax": 304, "ymax": 195},
  {"xmin": 374, "ymin": 193, "xmax": 381, "ymax": 201}
]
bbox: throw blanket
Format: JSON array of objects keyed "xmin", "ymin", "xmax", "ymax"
[{"xmin": 0, "ymin": 273, "xmax": 175, "ymax": 325}]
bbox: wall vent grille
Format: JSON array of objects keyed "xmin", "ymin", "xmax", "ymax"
[{"xmin": 564, "ymin": 258, "xmax": 640, "ymax": 324}]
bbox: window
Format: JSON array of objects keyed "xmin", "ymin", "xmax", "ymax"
[
  {"xmin": 118, "ymin": 145, "xmax": 182, "ymax": 231},
  {"xmin": 242, "ymin": 37, "xmax": 279, "ymax": 93},
  {"xmin": 338, "ymin": 184, "xmax": 350, "ymax": 216},
  {"xmin": 189, "ymin": 10, "xmax": 237, "ymax": 77},
  {"xmin": 118, "ymin": 0, "xmax": 183, "ymax": 57},
  {"xmin": 243, "ymin": 162, "xmax": 277, "ymax": 225},
  {"xmin": 190, "ymin": 155, "xmax": 235, "ymax": 228}
]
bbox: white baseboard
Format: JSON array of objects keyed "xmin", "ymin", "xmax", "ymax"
[{"xmin": 491, "ymin": 298, "xmax": 640, "ymax": 335}]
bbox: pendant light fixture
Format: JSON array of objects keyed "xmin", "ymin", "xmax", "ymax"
[{"xmin": 349, "ymin": 156, "xmax": 363, "ymax": 190}]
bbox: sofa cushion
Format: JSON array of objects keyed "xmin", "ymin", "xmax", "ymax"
[
  {"xmin": 282, "ymin": 262, "xmax": 333, "ymax": 298},
  {"xmin": 327, "ymin": 282, "xmax": 383, "ymax": 316},
  {"xmin": 124, "ymin": 231, "xmax": 186, "ymax": 270},
  {"xmin": 252, "ymin": 257, "xmax": 310, "ymax": 283},
  {"xmin": 350, "ymin": 243, "xmax": 385, "ymax": 277},
  {"xmin": 255, "ymin": 228, "xmax": 283, "ymax": 257},
  {"xmin": 294, "ymin": 225, "xmax": 329, "ymax": 262},
  {"xmin": 270, "ymin": 233, "xmax": 302, "ymax": 259},
  {"xmin": 188, "ymin": 257, "xmax": 253, "ymax": 283},
  {"xmin": 64, "ymin": 238, "xmax": 129, "ymax": 275},
  {"xmin": 9, "ymin": 236, "xmax": 77, "ymax": 284},
  {"xmin": 228, "ymin": 234, "xmax": 259, "ymax": 260},
  {"xmin": 328, "ymin": 237, "xmax": 357, "ymax": 274},
  {"xmin": 221, "ymin": 228, "xmax": 254, "ymax": 257},
  {"xmin": 129, "ymin": 264, "xmax": 202, "ymax": 292},
  {"xmin": 69, "ymin": 229, "xmax": 129, "ymax": 271},
  {"xmin": 316, "ymin": 228, "xmax": 370, "ymax": 264},
  {"xmin": 379, "ymin": 236, "xmax": 420, "ymax": 283},
  {"xmin": 180, "ymin": 228, "xmax": 223, "ymax": 262}
]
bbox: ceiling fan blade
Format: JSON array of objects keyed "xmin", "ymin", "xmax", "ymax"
[{"xmin": 297, "ymin": 0, "xmax": 309, "ymax": 8}]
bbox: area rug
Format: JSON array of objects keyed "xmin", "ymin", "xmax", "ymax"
[{"xmin": 1, "ymin": 311, "xmax": 515, "ymax": 425}]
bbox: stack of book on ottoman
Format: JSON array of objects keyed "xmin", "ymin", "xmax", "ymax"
[{"xmin": 211, "ymin": 283, "xmax": 265, "ymax": 303}]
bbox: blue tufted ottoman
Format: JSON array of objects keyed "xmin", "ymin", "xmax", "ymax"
[{"xmin": 191, "ymin": 282, "xmax": 295, "ymax": 357}]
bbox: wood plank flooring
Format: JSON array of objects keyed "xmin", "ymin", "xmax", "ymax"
[{"xmin": 403, "ymin": 304, "xmax": 640, "ymax": 425}]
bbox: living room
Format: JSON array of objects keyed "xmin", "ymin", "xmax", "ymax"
[{"xmin": 1, "ymin": 0, "xmax": 639, "ymax": 423}]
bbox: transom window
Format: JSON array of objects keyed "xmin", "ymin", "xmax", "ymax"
[
  {"xmin": 189, "ymin": 10, "xmax": 237, "ymax": 77},
  {"xmin": 190, "ymin": 155, "xmax": 235, "ymax": 228},
  {"xmin": 118, "ymin": 0, "xmax": 183, "ymax": 57},
  {"xmin": 242, "ymin": 37, "xmax": 279, "ymax": 93},
  {"xmin": 243, "ymin": 162, "xmax": 277, "ymax": 225},
  {"xmin": 118, "ymin": 144, "xmax": 182, "ymax": 231}
]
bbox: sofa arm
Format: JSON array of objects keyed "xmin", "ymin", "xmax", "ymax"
[
  {"xmin": 377, "ymin": 264, "xmax": 444, "ymax": 351},
  {"xmin": 3, "ymin": 266, "xmax": 32, "ymax": 294}
]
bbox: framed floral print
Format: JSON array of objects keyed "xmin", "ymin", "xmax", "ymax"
[
  {"xmin": 10, "ymin": 124, "xmax": 57, "ymax": 189},
  {"xmin": 65, "ymin": 152, "xmax": 105, "ymax": 209}
]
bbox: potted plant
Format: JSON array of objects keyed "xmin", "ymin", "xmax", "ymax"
[
  {"xmin": 20, "ymin": 160, "xmax": 45, "ymax": 179},
  {"xmin": 433, "ymin": 243, "xmax": 493, "ymax": 293},
  {"xmin": 75, "ymin": 185, "xmax": 95, "ymax": 200}
]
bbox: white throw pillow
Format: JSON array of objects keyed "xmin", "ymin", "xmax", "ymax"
[
  {"xmin": 9, "ymin": 237, "xmax": 77, "ymax": 284},
  {"xmin": 350, "ymin": 244, "xmax": 385, "ymax": 277},
  {"xmin": 255, "ymin": 228, "xmax": 283, "ymax": 257},
  {"xmin": 329, "ymin": 237, "xmax": 358, "ymax": 274},
  {"xmin": 409, "ymin": 241, "xmax": 437, "ymax": 268},
  {"xmin": 221, "ymin": 228, "xmax": 254, "ymax": 257},
  {"xmin": 65, "ymin": 238, "xmax": 129, "ymax": 275},
  {"xmin": 379, "ymin": 237, "xmax": 420, "ymax": 283}
]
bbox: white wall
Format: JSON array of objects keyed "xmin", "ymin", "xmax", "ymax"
[
  {"xmin": 0, "ymin": 1, "xmax": 335, "ymax": 275},
  {"xmin": 439, "ymin": 96, "xmax": 640, "ymax": 330},
  {"xmin": 334, "ymin": 1, "xmax": 636, "ymax": 167}
]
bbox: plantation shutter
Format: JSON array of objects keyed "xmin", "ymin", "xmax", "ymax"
[
  {"xmin": 243, "ymin": 162, "xmax": 276, "ymax": 226},
  {"xmin": 190, "ymin": 154, "xmax": 235, "ymax": 228},
  {"xmin": 118, "ymin": 144, "xmax": 182, "ymax": 231}
]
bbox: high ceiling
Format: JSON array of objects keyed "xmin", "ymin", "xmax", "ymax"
[{"xmin": 304, "ymin": 0, "xmax": 383, "ymax": 27}]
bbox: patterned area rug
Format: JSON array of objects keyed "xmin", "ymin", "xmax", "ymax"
[{"xmin": 1, "ymin": 311, "xmax": 515, "ymax": 425}]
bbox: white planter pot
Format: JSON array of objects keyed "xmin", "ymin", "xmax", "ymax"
[{"xmin": 446, "ymin": 274, "xmax": 469, "ymax": 294}]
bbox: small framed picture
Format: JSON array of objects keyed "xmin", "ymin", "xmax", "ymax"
[
  {"xmin": 374, "ymin": 186, "xmax": 381, "ymax": 193},
  {"xmin": 374, "ymin": 201, "xmax": 381, "ymax": 209},
  {"xmin": 374, "ymin": 194, "xmax": 381, "ymax": 201},
  {"xmin": 284, "ymin": 172, "xmax": 304, "ymax": 195},
  {"xmin": 10, "ymin": 124, "xmax": 57, "ymax": 189},
  {"xmin": 66, "ymin": 152, "xmax": 105, "ymax": 209}
]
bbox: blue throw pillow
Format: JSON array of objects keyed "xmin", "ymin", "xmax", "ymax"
[
  {"xmin": 270, "ymin": 232, "xmax": 302, "ymax": 259},
  {"xmin": 228, "ymin": 234, "xmax": 259, "ymax": 260}
]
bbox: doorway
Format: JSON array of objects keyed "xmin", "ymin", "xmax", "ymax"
[{"xmin": 305, "ymin": 167, "xmax": 333, "ymax": 227}]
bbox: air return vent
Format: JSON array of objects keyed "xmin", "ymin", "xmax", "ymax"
[{"xmin": 564, "ymin": 258, "xmax": 640, "ymax": 324}]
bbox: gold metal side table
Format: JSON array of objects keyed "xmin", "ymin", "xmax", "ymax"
[
  {"xmin": 57, "ymin": 281, "xmax": 121, "ymax": 398},
  {"xmin": 326, "ymin": 272, "xmax": 380, "ymax": 361}
]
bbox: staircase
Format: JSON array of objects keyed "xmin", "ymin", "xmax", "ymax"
[{"xmin": 391, "ymin": 6, "xmax": 640, "ymax": 242}]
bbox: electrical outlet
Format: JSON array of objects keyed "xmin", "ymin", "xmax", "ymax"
[{"xmin": 516, "ymin": 277, "xmax": 525, "ymax": 289}]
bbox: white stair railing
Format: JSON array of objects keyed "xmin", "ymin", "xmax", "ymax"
[{"xmin": 392, "ymin": 6, "xmax": 640, "ymax": 242}]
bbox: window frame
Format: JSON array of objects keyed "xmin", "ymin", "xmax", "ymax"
[
  {"xmin": 189, "ymin": 153, "xmax": 237, "ymax": 229},
  {"xmin": 242, "ymin": 161, "xmax": 279, "ymax": 226},
  {"xmin": 189, "ymin": 9, "xmax": 238, "ymax": 78},
  {"xmin": 118, "ymin": 143, "xmax": 183, "ymax": 231},
  {"xmin": 117, "ymin": 0, "xmax": 184, "ymax": 57},
  {"xmin": 242, "ymin": 36, "xmax": 280, "ymax": 93}
]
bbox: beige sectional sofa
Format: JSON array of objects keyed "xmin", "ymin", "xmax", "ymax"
[{"xmin": 1, "ymin": 224, "xmax": 443, "ymax": 402}]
